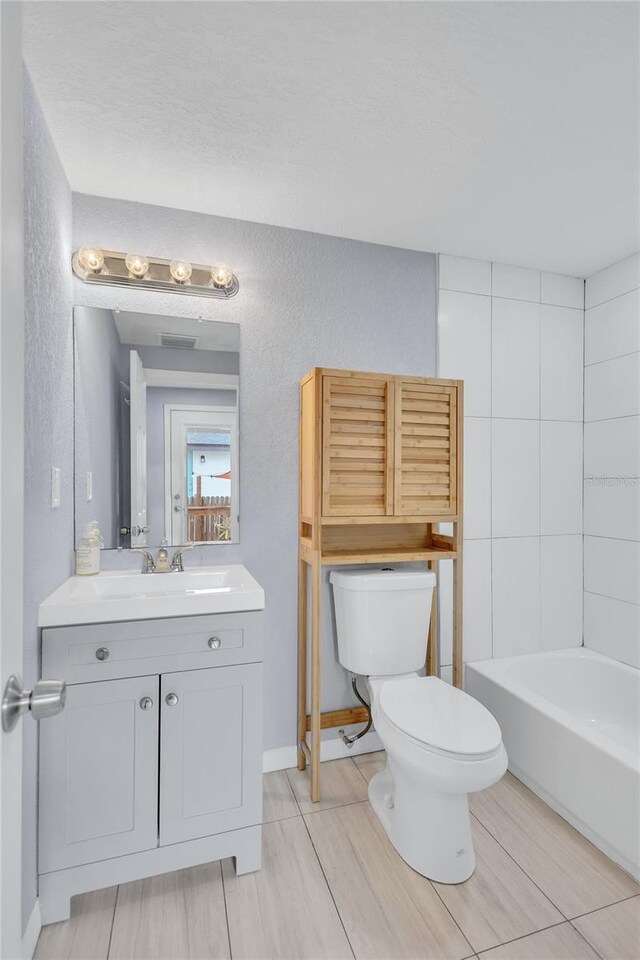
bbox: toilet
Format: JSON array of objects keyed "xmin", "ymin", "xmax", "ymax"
[{"xmin": 330, "ymin": 567, "xmax": 507, "ymax": 884}]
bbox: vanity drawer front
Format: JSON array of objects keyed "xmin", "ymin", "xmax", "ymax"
[{"xmin": 42, "ymin": 611, "xmax": 263, "ymax": 682}]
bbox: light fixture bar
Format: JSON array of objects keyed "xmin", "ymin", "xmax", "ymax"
[{"xmin": 72, "ymin": 248, "xmax": 239, "ymax": 299}]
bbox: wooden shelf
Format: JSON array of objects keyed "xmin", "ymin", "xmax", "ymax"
[
  {"xmin": 320, "ymin": 546, "xmax": 456, "ymax": 565},
  {"xmin": 297, "ymin": 368, "xmax": 464, "ymax": 804}
]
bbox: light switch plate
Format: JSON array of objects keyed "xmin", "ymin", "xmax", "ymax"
[{"xmin": 51, "ymin": 467, "xmax": 61, "ymax": 509}]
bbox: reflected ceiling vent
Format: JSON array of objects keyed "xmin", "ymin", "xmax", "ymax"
[{"xmin": 158, "ymin": 333, "xmax": 200, "ymax": 350}]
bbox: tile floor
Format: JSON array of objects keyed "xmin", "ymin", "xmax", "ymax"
[{"xmin": 35, "ymin": 754, "xmax": 640, "ymax": 960}]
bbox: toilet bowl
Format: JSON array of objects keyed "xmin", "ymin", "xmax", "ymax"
[
  {"xmin": 367, "ymin": 674, "xmax": 507, "ymax": 883},
  {"xmin": 330, "ymin": 567, "xmax": 507, "ymax": 884}
]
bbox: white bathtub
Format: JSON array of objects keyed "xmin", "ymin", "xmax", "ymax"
[{"xmin": 466, "ymin": 648, "xmax": 640, "ymax": 880}]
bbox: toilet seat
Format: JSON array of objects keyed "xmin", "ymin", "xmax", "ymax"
[{"xmin": 378, "ymin": 676, "xmax": 503, "ymax": 760}]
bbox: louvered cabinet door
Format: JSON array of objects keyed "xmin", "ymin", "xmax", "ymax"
[
  {"xmin": 322, "ymin": 375, "xmax": 394, "ymax": 517},
  {"xmin": 394, "ymin": 381, "xmax": 459, "ymax": 516}
]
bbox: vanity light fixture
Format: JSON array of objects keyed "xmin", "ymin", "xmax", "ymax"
[
  {"xmin": 125, "ymin": 253, "xmax": 150, "ymax": 278},
  {"xmin": 71, "ymin": 248, "xmax": 239, "ymax": 299},
  {"xmin": 74, "ymin": 245, "xmax": 106, "ymax": 276},
  {"xmin": 169, "ymin": 259, "xmax": 193, "ymax": 284}
]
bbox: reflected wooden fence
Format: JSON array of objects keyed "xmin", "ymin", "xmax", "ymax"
[{"xmin": 187, "ymin": 477, "xmax": 231, "ymax": 542}]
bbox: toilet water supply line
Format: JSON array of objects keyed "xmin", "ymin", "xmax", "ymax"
[{"xmin": 339, "ymin": 674, "xmax": 373, "ymax": 747}]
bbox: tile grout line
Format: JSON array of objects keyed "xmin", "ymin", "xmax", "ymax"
[
  {"xmin": 585, "ymin": 347, "xmax": 640, "ymax": 368},
  {"xmin": 219, "ymin": 859, "xmax": 234, "ymax": 960},
  {"xmin": 299, "ymin": 811, "xmax": 358, "ymax": 960},
  {"xmin": 468, "ymin": 811, "xmax": 570, "ymax": 922},
  {"xmin": 567, "ymin": 890, "xmax": 640, "ymax": 923},
  {"xmin": 474, "ymin": 919, "xmax": 568, "ymax": 957},
  {"xmin": 105, "ymin": 884, "xmax": 119, "ymax": 960}
]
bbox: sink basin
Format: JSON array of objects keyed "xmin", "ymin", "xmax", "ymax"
[{"xmin": 38, "ymin": 565, "xmax": 265, "ymax": 627}]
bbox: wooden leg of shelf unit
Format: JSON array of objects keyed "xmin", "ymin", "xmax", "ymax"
[
  {"xmin": 427, "ymin": 559, "xmax": 438, "ymax": 676},
  {"xmin": 453, "ymin": 524, "xmax": 463, "ymax": 689},
  {"xmin": 310, "ymin": 556, "xmax": 322, "ymax": 803},
  {"xmin": 297, "ymin": 556, "xmax": 308, "ymax": 771}
]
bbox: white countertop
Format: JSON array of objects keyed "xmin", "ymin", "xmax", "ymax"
[{"xmin": 38, "ymin": 565, "xmax": 265, "ymax": 627}]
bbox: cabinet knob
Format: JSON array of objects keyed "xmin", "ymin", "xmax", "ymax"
[
  {"xmin": 165, "ymin": 693, "xmax": 179, "ymax": 707},
  {"xmin": 95, "ymin": 647, "xmax": 110, "ymax": 661},
  {"xmin": 208, "ymin": 636, "xmax": 221, "ymax": 650},
  {"xmin": 139, "ymin": 697, "xmax": 153, "ymax": 710}
]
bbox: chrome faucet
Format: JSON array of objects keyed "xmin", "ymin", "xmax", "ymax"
[
  {"xmin": 170, "ymin": 543, "xmax": 194, "ymax": 572},
  {"xmin": 131, "ymin": 548, "xmax": 156, "ymax": 574}
]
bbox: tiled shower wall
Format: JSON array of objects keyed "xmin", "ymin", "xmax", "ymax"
[
  {"xmin": 583, "ymin": 253, "xmax": 640, "ymax": 669},
  {"xmin": 437, "ymin": 255, "xmax": 585, "ymax": 669}
]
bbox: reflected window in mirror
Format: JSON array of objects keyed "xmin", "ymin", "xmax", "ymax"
[{"xmin": 73, "ymin": 307, "xmax": 240, "ymax": 551}]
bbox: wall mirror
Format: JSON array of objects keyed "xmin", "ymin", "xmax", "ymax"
[{"xmin": 73, "ymin": 306, "xmax": 240, "ymax": 550}]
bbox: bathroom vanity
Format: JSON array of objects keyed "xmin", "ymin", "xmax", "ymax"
[{"xmin": 37, "ymin": 566, "xmax": 265, "ymax": 924}]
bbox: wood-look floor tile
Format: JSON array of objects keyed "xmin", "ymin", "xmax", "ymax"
[
  {"xmin": 286, "ymin": 757, "xmax": 368, "ymax": 814},
  {"xmin": 305, "ymin": 800, "xmax": 472, "ymax": 960},
  {"xmin": 352, "ymin": 750, "xmax": 386, "ymax": 784},
  {"xmin": 470, "ymin": 773, "xmax": 639, "ymax": 917},
  {"xmin": 222, "ymin": 817, "xmax": 353, "ymax": 959},
  {"xmin": 433, "ymin": 817, "xmax": 564, "ymax": 953},
  {"xmin": 478, "ymin": 922, "xmax": 601, "ymax": 959},
  {"xmin": 109, "ymin": 863, "xmax": 229, "ymax": 959},
  {"xmin": 263, "ymin": 769, "xmax": 300, "ymax": 822},
  {"xmin": 572, "ymin": 895, "xmax": 640, "ymax": 960},
  {"xmin": 35, "ymin": 887, "xmax": 116, "ymax": 960}
]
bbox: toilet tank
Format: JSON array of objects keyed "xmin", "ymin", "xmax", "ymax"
[{"xmin": 330, "ymin": 567, "xmax": 436, "ymax": 676}]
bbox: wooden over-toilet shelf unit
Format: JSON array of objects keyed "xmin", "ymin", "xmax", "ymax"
[{"xmin": 297, "ymin": 367, "xmax": 464, "ymax": 802}]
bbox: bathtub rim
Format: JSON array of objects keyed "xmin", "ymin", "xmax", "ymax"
[{"xmin": 465, "ymin": 647, "xmax": 640, "ymax": 774}]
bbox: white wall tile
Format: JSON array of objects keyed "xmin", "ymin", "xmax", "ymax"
[
  {"xmin": 585, "ymin": 288, "xmax": 640, "ymax": 365},
  {"xmin": 438, "ymin": 290, "xmax": 491, "ymax": 416},
  {"xmin": 584, "ymin": 536, "xmax": 640, "ymax": 605},
  {"xmin": 439, "ymin": 255, "xmax": 491, "ymax": 296},
  {"xmin": 540, "ymin": 421, "xmax": 583, "ymax": 536},
  {"xmin": 492, "ymin": 537, "xmax": 540, "ymax": 657},
  {"xmin": 492, "ymin": 263, "xmax": 540, "ymax": 302},
  {"xmin": 584, "ymin": 477, "xmax": 640, "ymax": 541},
  {"xmin": 463, "ymin": 417, "xmax": 491, "ymax": 539},
  {"xmin": 584, "ymin": 352, "xmax": 640, "ymax": 421},
  {"xmin": 492, "ymin": 419, "xmax": 540, "ymax": 537},
  {"xmin": 541, "ymin": 273, "xmax": 584, "ymax": 309},
  {"xmin": 492, "ymin": 298, "xmax": 540, "ymax": 419},
  {"xmin": 585, "ymin": 252, "xmax": 640, "ymax": 309},
  {"xmin": 540, "ymin": 536, "xmax": 582, "ymax": 650},
  {"xmin": 462, "ymin": 539, "xmax": 492, "ymax": 661},
  {"xmin": 584, "ymin": 592, "xmax": 640, "ymax": 668},
  {"xmin": 584, "ymin": 416, "xmax": 640, "ymax": 478},
  {"xmin": 540, "ymin": 305, "xmax": 584, "ymax": 421}
]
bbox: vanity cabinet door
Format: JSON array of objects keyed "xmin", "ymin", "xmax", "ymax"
[
  {"xmin": 321, "ymin": 374, "xmax": 395, "ymax": 517},
  {"xmin": 159, "ymin": 663, "xmax": 262, "ymax": 845},
  {"xmin": 394, "ymin": 380, "xmax": 459, "ymax": 516},
  {"xmin": 39, "ymin": 676, "xmax": 159, "ymax": 874}
]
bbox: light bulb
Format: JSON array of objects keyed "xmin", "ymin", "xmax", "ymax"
[
  {"xmin": 210, "ymin": 264, "xmax": 233, "ymax": 288},
  {"xmin": 125, "ymin": 253, "xmax": 150, "ymax": 278},
  {"xmin": 169, "ymin": 259, "xmax": 193, "ymax": 283},
  {"xmin": 77, "ymin": 246, "xmax": 105, "ymax": 274}
]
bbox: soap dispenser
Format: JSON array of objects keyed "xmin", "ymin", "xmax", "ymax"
[
  {"xmin": 155, "ymin": 537, "xmax": 171, "ymax": 573},
  {"xmin": 75, "ymin": 521, "xmax": 103, "ymax": 576}
]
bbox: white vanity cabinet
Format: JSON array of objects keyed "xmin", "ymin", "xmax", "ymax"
[{"xmin": 38, "ymin": 610, "xmax": 263, "ymax": 924}]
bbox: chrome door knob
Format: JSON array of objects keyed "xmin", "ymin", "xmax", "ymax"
[
  {"xmin": 208, "ymin": 636, "xmax": 221, "ymax": 650},
  {"xmin": 139, "ymin": 697, "xmax": 154, "ymax": 710},
  {"xmin": 165, "ymin": 693, "xmax": 179, "ymax": 707},
  {"xmin": 95, "ymin": 647, "xmax": 109, "ymax": 661},
  {"xmin": 2, "ymin": 675, "xmax": 66, "ymax": 733}
]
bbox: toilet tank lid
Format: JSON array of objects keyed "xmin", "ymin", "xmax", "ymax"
[{"xmin": 330, "ymin": 568, "xmax": 436, "ymax": 592}]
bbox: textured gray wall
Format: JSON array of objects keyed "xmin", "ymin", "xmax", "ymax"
[
  {"xmin": 23, "ymin": 72, "xmax": 74, "ymax": 929},
  {"xmin": 73, "ymin": 192, "xmax": 437, "ymax": 757},
  {"xmin": 74, "ymin": 307, "xmax": 123, "ymax": 547}
]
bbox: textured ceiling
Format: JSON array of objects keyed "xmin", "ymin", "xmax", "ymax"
[{"xmin": 24, "ymin": 1, "xmax": 639, "ymax": 275}]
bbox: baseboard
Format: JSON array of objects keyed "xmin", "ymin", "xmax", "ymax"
[
  {"xmin": 22, "ymin": 898, "xmax": 41, "ymax": 960},
  {"xmin": 263, "ymin": 730, "xmax": 383, "ymax": 772}
]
